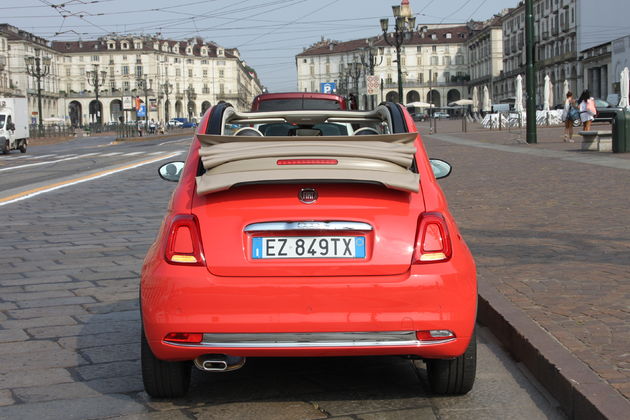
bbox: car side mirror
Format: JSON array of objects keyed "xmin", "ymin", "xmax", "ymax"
[
  {"xmin": 429, "ymin": 159, "xmax": 452, "ymax": 179},
  {"xmin": 158, "ymin": 161, "xmax": 185, "ymax": 182}
]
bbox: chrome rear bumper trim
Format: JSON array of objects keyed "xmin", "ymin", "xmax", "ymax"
[
  {"xmin": 165, "ymin": 331, "xmax": 455, "ymax": 348},
  {"xmin": 244, "ymin": 221, "xmax": 373, "ymax": 232}
]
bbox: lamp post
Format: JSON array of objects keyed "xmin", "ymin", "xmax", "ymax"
[
  {"xmin": 361, "ymin": 37, "xmax": 384, "ymax": 109},
  {"xmin": 380, "ymin": 0, "xmax": 416, "ymax": 104},
  {"xmin": 185, "ymin": 85, "xmax": 197, "ymax": 122},
  {"xmin": 86, "ymin": 64, "xmax": 107, "ymax": 127},
  {"xmin": 24, "ymin": 49, "xmax": 51, "ymax": 132},
  {"xmin": 348, "ymin": 60, "xmax": 362, "ymax": 109},
  {"xmin": 137, "ymin": 77, "xmax": 151, "ymax": 131},
  {"xmin": 162, "ymin": 82, "xmax": 173, "ymax": 122}
]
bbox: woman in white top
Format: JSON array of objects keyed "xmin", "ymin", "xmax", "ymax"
[
  {"xmin": 578, "ymin": 89, "xmax": 595, "ymax": 131},
  {"xmin": 562, "ymin": 91, "xmax": 576, "ymax": 142}
]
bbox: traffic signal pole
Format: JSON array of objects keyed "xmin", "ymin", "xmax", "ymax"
[{"xmin": 525, "ymin": 0, "xmax": 537, "ymax": 143}]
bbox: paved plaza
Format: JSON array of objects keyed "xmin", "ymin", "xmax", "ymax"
[{"xmin": 419, "ymin": 119, "xmax": 630, "ymax": 404}]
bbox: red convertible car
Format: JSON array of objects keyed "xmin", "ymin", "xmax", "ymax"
[{"xmin": 140, "ymin": 102, "xmax": 477, "ymax": 398}]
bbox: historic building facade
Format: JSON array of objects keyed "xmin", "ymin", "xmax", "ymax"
[
  {"xmin": 296, "ymin": 25, "xmax": 471, "ymax": 109},
  {"xmin": 0, "ymin": 24, "xmax": 262, "ymax": 126},
  {"xmin": 467, "ymin": 17, "xmax": 504, "ymax": 104}
]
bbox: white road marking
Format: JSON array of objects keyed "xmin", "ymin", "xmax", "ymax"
[
  {"xmin": 0, "ymin": 152, "xmax": 183, "ymax": 206},
  {"xmin": 0, "ymin": 154, "xmax": 91, "ymax": 172},
  {"xmin": 100, "ymin": 152, "xmax": 124, "ymax": 156},
  {"xmin": 122, "ymin": 152, "xmax": 144, "ymax": 156}
]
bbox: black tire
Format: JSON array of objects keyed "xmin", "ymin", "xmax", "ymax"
[
  {"xmin": 1, "ymin": 140, "xmax": 9, "ymax": 154},
  {"xmin": 19, "ymin": 141, "xmax": 27, "ymax": 153},
  {"xmin": 425, "ymin": 330, "xmax": 476, "ymax": 395},
  {"xmin": 141, "ymin": 329, "xmax": 192, "ymax": 398}
]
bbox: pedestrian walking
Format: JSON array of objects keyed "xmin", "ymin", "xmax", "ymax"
[
  {"xmin": 578, "ymin": 90, "xmax": 596, "ymax": 131},
  {"xmin": 561, "ymin": 91, "xmax": 577, "ymax": 142}
]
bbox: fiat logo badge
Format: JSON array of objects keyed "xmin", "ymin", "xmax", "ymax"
[{"xmin": 299, "ymin": 188, "xmax": 318, "ymax": 204}]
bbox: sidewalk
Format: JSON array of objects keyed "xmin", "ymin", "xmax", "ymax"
[{"xmin": 417, "ymin": 119, "xmax": 630, "ymax": 418}]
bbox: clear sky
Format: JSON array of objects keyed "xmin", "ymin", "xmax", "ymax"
[{"xmin": 3, "ymin": 0, "xmax": 517, "ymax": 91}]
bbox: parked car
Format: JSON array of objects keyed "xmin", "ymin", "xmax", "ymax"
[
  {"xmin": 140, "ymin": 102, "xmax": 478, "ymax": 398},
  {"xmin": 167, "ymin": 119, "xmax": 184, "ymax": 127},
  {"xmin": 251, "ymin": 92, "xmax": 348, "ymax": 111},
  {"xmin": 433, "ymin": 111, "xmax": 450, "ymax": 119},
  {"xmin": 410, "ymin": 112, "xmax": 429, "ymax": 121}
]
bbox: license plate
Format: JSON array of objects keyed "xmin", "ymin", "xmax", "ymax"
[{"xmin": 252, "ymin": 236, "xmax": 366, "ymax": 259}]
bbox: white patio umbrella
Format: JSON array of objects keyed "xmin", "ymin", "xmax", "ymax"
[
  {"xmin": 405, "ymin": 101, "xmax": 434, "ymax": 108},
  {"xmin": 619, "ymin": 67, "xmax": 629, "ymax": 109},
  {"xmin": 563, "ymin": 79, "xmax": 569, "ymax": 99},
  {"xmin": 515, "ymin": 75, "xmax": 524, "ymax": 114},
  {"xmin": 449, "ymin": 99, "xmax": 474, "ymax": 106},
  {"xmin": 472, "ymin": 86, "xmax": 479, "ymax": 113},
  {"xmin": 482, "ymin": 85, "xmax": 491, "ymax": 112},
  {"xmin": 548, "ymin": 80, "xmax": 554, "ymax": 109},
  {"xmin": 543, "ymin": 75, "xmax": 551, "ymax": 111}
]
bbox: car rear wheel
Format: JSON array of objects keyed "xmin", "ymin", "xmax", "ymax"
[
  {"xmin": 141, "ymin": 329, "xmax": 192, "ymax": 398},
  {"xmin": 424, "ymin": 330, "xmax": 476, "ymax": 395}
]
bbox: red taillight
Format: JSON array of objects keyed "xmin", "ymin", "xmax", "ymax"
[
  {"xmin": 164, "ymin": 332, "xmax": 203, "ymax": 343},
  {"xmin": 276, "ymin": 159, "xmax": 338, "ymax": 165},
  {"xmin": 165, "ymin": 214, "xmax": 205, "ymax": 265},
  {"xmin": 412, "ymin": 212, "xmax": 452, "ymax": 263}
]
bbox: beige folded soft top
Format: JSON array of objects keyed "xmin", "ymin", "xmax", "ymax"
[{"xmin": 196, "ymin": 133, "xmax": 419, "ymax": 194}]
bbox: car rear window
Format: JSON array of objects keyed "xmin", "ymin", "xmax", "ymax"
[{"xmin": 258, "ymin": 99, "xmax": 342, "ymax": 111}]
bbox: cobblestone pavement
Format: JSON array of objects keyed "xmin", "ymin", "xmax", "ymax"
[
  {"xmin": 418, "ymin": 119, "xmax": 630, "ymax": 401},
  {"xmin": 0, "ymin": 140, "xmax": 565, "ymax": 419}
]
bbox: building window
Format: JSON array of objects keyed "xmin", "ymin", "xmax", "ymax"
[
  {"xmin": 432, "ymin": 45, "xmax": 437, "ymax": 53},
  {"xmin": 188, "ymin": 69, "xmax": 193, "ymax": 77},
  {"xmin": 430, "ymin": 56, "xmax": 438, "ymax": 65},
  {"xmin": 203, "ymin": 69, "xmax": 208, "ymax": 77},
  {"xmin": 187, "ymin": 58, "xmax": 193, "ymax": 64},
  {"xmin": 444, "ymin": 56, "xmax": 452, "ymax": 65},
  {"xmin": 91, "ymin": 55, "xmax": 99, "ymax": 62},
  {"xmin": 136, "ymin": 65, "xmax": 143, "ymax": 76},
  {"xmin": 219, "ymin": 69, "xmax": 224, "ymax": 78},
  {"xmin": 444, "ymin": 72, "xmax": 450, "ymax": 82},
  {"xmin": 417, "ymin": 56, "xmax": 422, "ymax": 65},
  {"xmin": 174, "ymin": 57, "xmax": 180, "ymax": 63},
  {"xmin": 110, "ymin": 80, "xmax": 116, "ymax": 90},
  {"xmin": 123, "ymin": 81, "xmax": 130, "ymax": 90},
  {"xmin": 65, "ymin": 67, "xmax": 71, "ymax": 76},
  {"xmin": 121, "ymin": 42, "xmax": 129, "ymax": 50},
  {"xmin": 201, "ymin": 59, "xmax": 208, "ymax": 65},
  {"xmin": 418, "ymin": 73, "xmax": 424, "ymax": 83},
  {"xmin": 417, "ymin": 46, "xmax": 422, "ymax": 53},
  {"xmin": 203, "ymin": 84, "xmax": 209, "ymax": 94},
  {"xmin": 217, "ymin": 60, "xmax": 225, "ymax": 66}
]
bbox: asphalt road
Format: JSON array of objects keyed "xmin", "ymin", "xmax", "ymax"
[{"xmin": 0, "ymin": 136, "xmax": 566, "ymax": 419}]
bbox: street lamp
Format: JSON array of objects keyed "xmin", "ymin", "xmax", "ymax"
[
  {"xmin": 380, "ymin": 0, "xmax": 416, "ymax": 104},
  {"xmin": 24, "ymin": 49, "xmax": 51, "ymax": 132},
  {"xmin": 185, "ymin": 85, "xmax": 196, "ymax": 122},
  {"xmin": 348, "ymin": 59, "xmax": 362, "ymax": 109},
  {"xmin": 162, "ymin": 82, "xmax": 173, "ymax": 121},
  {"xmin": 86, "ymin": 64, "xmax": 107, "ymax": 127},
  {"xmin": 361, "ymin": 37, "xmax": 384, "ymax": 109},
  {"xmin": 137, "ymin": 77, "xmax": 151, "ymax": 130}
]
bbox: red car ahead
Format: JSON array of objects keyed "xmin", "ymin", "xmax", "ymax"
[
  {"xmin": 141, "ymin": 102, "xmax": 477, "ymax": 398},
  {"xmin": 251, "ymin": 92, "xmax": 348, "ymax": 111}
]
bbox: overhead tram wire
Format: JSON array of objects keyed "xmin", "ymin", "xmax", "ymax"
[{"xmin": 235, "ymin": 0, "xmax": 340, "ymax": 48}]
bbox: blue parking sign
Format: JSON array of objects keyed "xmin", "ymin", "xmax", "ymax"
[
  {"xmin": 320, "ymin": 82, "xmax": 336, "ymax": 94},
  {"xmin": 137, "ymin": 104, "xmax": 146, "ymax": 117}
]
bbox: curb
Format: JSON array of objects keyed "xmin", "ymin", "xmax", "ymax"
[
  {"xmin": 478, "ymin": 281, "xmax": 630, "ymax": 419},
  {"xmin": 114, "ymin": 130, "xmax": 194, "ymax": 143}
]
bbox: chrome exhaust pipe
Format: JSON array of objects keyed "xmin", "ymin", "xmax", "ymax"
[{"xmin": 194, "ymin": 354, "xmax": 246, "ymax": 372}]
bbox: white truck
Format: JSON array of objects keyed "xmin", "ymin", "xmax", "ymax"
[{"xmin": 0, "ymin": 98, "xmax": 29, "ymax": 154}]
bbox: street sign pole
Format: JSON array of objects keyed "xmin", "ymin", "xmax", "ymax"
[{"xmin": 525, "ymin": 0, "xmax": 538, "ymax": 144}]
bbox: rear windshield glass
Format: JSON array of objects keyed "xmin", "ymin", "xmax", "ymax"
[{"xmin": 258, "ymin": 99, "xmax": 342, "ymax": 111}]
